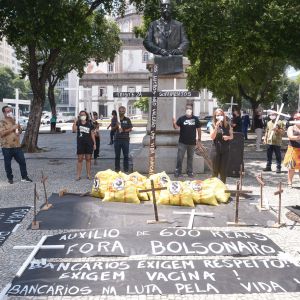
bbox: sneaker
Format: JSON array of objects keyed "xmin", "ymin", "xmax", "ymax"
[
  {"xmin": 21, "ymin": 176, "xmax": 33, "ymax": 183},
  {"xmin": 263, "ymin": 167, "xmax": 271, "ymax": 172},
  {"xmin": 276, "ymin": 169, "xmax": 281, "ymax": 174},
  {"xmin": 187, "ymin": 172, "xmax": 194, "ymax": 178},
  {"xmin": 174, "ymin": 170, "xmax": 182, "ymax": 178},
  {"xmin": 8, "ymin": 179, "xmax": 13, "ymax": 184}
]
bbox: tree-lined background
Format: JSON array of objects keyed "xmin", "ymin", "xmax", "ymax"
[{"xmin": 0, "ymin": 0, "xmax": 300, "ymax": 152}]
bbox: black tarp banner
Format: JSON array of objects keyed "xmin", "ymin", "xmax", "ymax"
[
  {"xmin": 35, "ymin": 228, "xmax": 281, "ymax": 258},
  {"xmin": 0, "ymin": 207, "xmax": 30, "ymax": 246},
  {"xmin": 7, "ymin": 258, "xmax": 300, "ymax": 296}
]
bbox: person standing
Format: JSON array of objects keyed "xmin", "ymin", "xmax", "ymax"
[
  {"xmin": 172, "ymin": 104, "xmax": 201, "ymax": 178},
  {"xmin": 209, "ymin": 108, "xmax": 233, "ymax": 183},
  {"xmin": 92, "ymin": 111, "xmax": 100, "ymax": 161},
  {"xmin": 0, "ymin": 106, "xmax": 32, "ymax": 184},
  {"xmin": 113, "ymin": 106, "xmax": 132, "ymax": 173},
  {"xmin": 253, "ymin": 109, "xmax": 264, "ymax": 151},
  {"xmin": 72, "ymin": 111, "xmax": 96, "ymax": 180},
  {"xmin": 50, "ymin": 113, "xmax": 57, "ymax": 133},
  {"xmin": 231, "ymin": 108, "xmax": 243, "ymax": 133},
  {"xmin": 283, "ymin": 112, "xmax": 300, "ymax": 187},
  {"xmin": 107, "ymin": 110, "xmax": 117, "ymax": 145},
  {"xmin": 241, "ymin": 110, "xmax": 251, "ymax": 140},
  {"xmin": 263, "ymin": 113, "xmax": 285, "ymax": 173}
]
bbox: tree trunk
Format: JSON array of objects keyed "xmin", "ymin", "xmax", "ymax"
[
  {"xmin": 21, "ymin": 92, "xmax": 45, "ymax": 152},
  {"xmin": 48, "ymin": 82, "xmax": 56, "ymax": 116}
]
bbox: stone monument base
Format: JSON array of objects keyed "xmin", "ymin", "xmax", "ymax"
[{"xmin": 133, "ymin": 145, "xmax": 205, "ymax": 175}]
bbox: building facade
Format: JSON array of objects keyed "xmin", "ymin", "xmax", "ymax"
[{"xmin": 0, "ymin": 37, "xmax": 22, "ymax": 74}]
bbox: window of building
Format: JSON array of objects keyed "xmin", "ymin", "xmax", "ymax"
[
  {"xmin": 108, "ymin": 62, "xmax": 114, "ymax": 73},
  {"xmin": 142, "ymin": 87, "xmax": 149, "ymax": 92},
  {"xmin": 143, "ymin": 52, "xmax": 149, "ymax": 63},
  {"xmin": 127, "ymin": 87, "xmax": 136, "ymax": 93},
  {"xmin": 127, "ymin": 100, "xmax": 136, "ymax": 116},
  {"xmin": 99, "ymin": 87, "xmax": 106, "ymax": 97}
]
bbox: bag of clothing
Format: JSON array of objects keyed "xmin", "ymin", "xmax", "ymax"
[
  {"xmin": 91, "ymin": 169, "xmax": 117, "ymax": 198},
  {"xmin": 146, "ymin": 171, "xmax": 170, "ymax": 201},
  {"xmin": 128, "ymin": 171, "xmax": 148, "ymax": 201},
  {"xmin": 203, "ymin": 177, "xmax": 230, "ymax": 203}
]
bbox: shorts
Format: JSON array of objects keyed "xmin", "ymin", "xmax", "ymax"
[{"xmin": 77, "ymin": 142, "xmax": 93, "ymax": 155}]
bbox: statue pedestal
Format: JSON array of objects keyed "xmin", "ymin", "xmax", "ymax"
[{"xmin": 133, "ymin": 57, "xmax": 204, "ymax": 174}]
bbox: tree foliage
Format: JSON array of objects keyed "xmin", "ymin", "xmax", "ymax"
[
  {"xmin": 134, "ymin": 96, "xmax": 149, "ymax": 112},
  {"xmin": 0, "ymin": 66, "xmax": 31, "ymax": 100},
  {"xmin": 139, "ymin": 0, "xmax": 300, "ymax": 110},
  {"xmin": 0, "ymin": 0, "xmax": 140, "ymax": 152}
]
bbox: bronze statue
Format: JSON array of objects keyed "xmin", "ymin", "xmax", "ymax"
[{"xmin": 143, "ymin": 0, "xmax": 189, "ymax": 57}]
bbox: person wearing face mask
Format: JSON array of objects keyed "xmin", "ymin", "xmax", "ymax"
[
  {"xmin": 0, "ymin": 106, "xmax": 32, "ymax": 184},
  {"xmin": 172, "ymin": 104, "xmax": 201, "ymax": 178},
  {"xmin": 263, "ymin": 113, "xmax": 285, "ymax": 173},
  {"xmin": 253, "ymin": 109, "xmax": 264, "ymax": 151},
  {"xmin": 72, "ymin": 111, "xmax": 96, "ymax": 180},
  {"xmin": 283, "ymin": 112, "xmax": 300, "ymax": 187},
  {"xmin": 113, "ymin": 106, "xmax": 133, "ymax": 173},
  {"xmin": 210, "ymin": 108, "xmax": 233, "ymax": 183}
]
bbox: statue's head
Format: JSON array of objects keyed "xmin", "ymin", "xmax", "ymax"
[{"xmin": 160, "ymin": 0, "xmax": 172, "ymax": 21}]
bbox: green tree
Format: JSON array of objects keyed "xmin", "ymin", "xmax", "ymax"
[
  {"xmin": 138, "ymin": 0, "xmax": 300, "ymax": 114},
  {"xmin": 0, "ymin": 0, "xmax": 141, "ymax": 152},
  {"xmin": 0, "ymin": 66, "xmax": 31, "ymax": 101},
  {"xmin": 134, "ymin": 96, "xmax": 149, "ymax": 112}
]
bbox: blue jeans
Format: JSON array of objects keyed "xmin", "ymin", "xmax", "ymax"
[
  {"xmin": 266, "ymin": 144, "xmax": 282, "ymax": 170},
  {"xmin": 114, "ymin": 139, "xmax": 129, "ymax": 172},
  {"xmin": 2, "ymin": 147, "xmax": 28, "ymax": 180},
  {"xmin": 176, "ymin": 142, "xmax": 195, "ymax": 174}
]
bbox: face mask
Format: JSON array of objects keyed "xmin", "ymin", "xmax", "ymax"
[
  {"xmin": 119, "ymin": 112, "xmax": 125, "ymax": 116},
  {"xmin": 6, "ymin": 112, "xmax": 13, "ymax": 118},
  {"xmin": 216, "ymin": 115, "xmax": 224, "ymax": 121},
  {"xmin": 186, "ymin": 109, "xmax": 192, "ymax": 116},
  {"xmin": 269, "ymin": 115, "xmax": 276, "ymax": 120},
  {"xmin": 80, "ymin": 115, "xmax": 86, "ymax": 121}
]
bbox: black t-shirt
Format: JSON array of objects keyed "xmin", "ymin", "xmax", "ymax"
[
  {"xmin": 176, "ymin": 115, "xmax": 201, "ymax": 145},
  {"xmin": 115, "ymin": 117, "xmax": 133, "ymax": 141},
  {"xmin": 211, "ymin": 123, "xmax": 231, "ymax": 150},
  {"xmin": 253, "ymin": 115, "xmax": 264, "ymax": 129},
  {"xmin": 76, "ymin": 121, "xmax": 94, "ymax": 144},
  {"xmin": 232, "ymin": 115, "xmax": 242, "ymax": 132}
]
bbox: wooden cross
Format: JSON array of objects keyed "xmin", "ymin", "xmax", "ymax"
[
  {"xmin": 225, "ymin": 96, "xmax": 238, "ymax": 116},
  {"xmin": 264, "ymin": 103, "xmax": 287, "ymax": 141},
  {"xmin": 113, "ymin": 65, "xmax": 199, "ymax": 176},
  {"xmin": 255, "ymin": 172, "xmax": 268, "ymax": 211},
  {"xmin": 139, "ymin": 179, "xmax": 168, "ymax": 224},
  {"xmin": 31, "ymin": 184, "xmax": 40, "ymax": 230},
  {"xmin": 40, "ymin": 171, "xmax": 52, "ymax": 211},
  {"xmin": 226, "ymin": 181, "xmax": 252, "ymax": 227},
  {"xmin": 239, "ymin": 164, "xmax": 245, "ymax": 191},
  {"xmin": 272, "ymin": 182, "xmax": 285, "ymax": 228},
  {"xmin": 13, "ymin": 236, "xmax": 65, "ymax": 278},
  {"xmin": 173, "ymin": 209, "xmax": 213, "ymax": 229}
]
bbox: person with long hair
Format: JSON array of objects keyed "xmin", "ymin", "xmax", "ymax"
[
  {"xmin": 283, "ymin": 112, "xmax": 300, "ymax": 188},
  {"xmin": 209, "ymin": 108, "xmax": 233, "ymax": 183},
  {"xmin": 107, "ymin": 110, "xmax": 117, "ymax": 145},
  {"xmin": 72, "ymin": 110, "xmax": 96, "ymax": 180}
]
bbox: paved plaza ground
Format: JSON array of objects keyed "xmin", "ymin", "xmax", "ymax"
[{"xmin": 0, "ymin": 124, "xmax": 299, "ymax": 299}]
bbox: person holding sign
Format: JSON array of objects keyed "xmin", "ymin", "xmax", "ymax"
[
  {"xmin": 172, "ymin": 104, "xmax": 201, "ymax": 178},
  {"xmin": 263, "ymin": 112, "xmax": 285, "ymax": 173},
  {"xmin": 72, "ymin": 111, "xmax": 96, "ymax": 180},
  {"xmin": 0, "ymin": 106, "xmax": 32, "ymax": 184},
  {"xmin": 113, "ymin": 106, "xmax": 133, "ymax": 173},
  {"xmin": 209, "ymin": 108, "xmax": 233, "ymax": 183},
  {"xmin": 283, "ymin": 112, "xmax": 300, "ymax": 187}
]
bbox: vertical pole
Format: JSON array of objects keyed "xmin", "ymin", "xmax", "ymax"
[
  {"xmin": 173, "ymin": 78, "xmax": 177, "ymax": 119},
  {"xmin": 15, "ymin": 88, "xmax": 19, "ymax": 124},
  {"xmin": 260, "ymin": 172, "xmax": 263, "ymax": 209},
  {"xmin": 234, "ymin": 181, "xmax": 240, "ymax": 224},
  {"xmin": 33, "ymin": 183, "xmax": 37, "ymax": 225},
  {"xmin": 298, "ymin": 84, "xmax": 300, "ymax": 112},
  {"xmin": 239, "ymin": 164, "xmax": 243, "ymax": 190},
  {"xmin": 41, "ymin": 171, "xmax": 48, "ymax": 206},
  {"xmin": 151, "ymin": 180, "xmax": 159, "ymax": 222},
  {"xmin": 148, "ymin": 64, "xmax": 159, "ymax": 175},
  {"xmin": 278, "ymin": 182, "xmax": 282, "ymax": 225}
]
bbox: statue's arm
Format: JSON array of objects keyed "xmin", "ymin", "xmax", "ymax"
[{"xmin": 143, "ymin": 23, "xmax": 162, "ymax": 55}]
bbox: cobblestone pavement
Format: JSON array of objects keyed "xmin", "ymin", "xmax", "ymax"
[{"xmin": 0, "ymin": 127, "xmax": 299, "ymax": 300}]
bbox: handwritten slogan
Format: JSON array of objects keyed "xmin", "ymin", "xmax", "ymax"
[
  {"xmin": 8, "ymin": 259, "xmax": 300, "ymax": 296},
  {"xmin": 0, "ymin": 207, "xmax": 30, "ymax": 246},
  {"xmin": 36, "ymin": 228, "xmax": 281, "ymax": 259}
]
